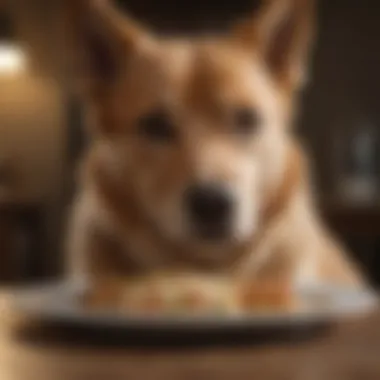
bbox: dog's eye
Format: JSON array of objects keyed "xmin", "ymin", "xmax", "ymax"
[
  {"xmin": 138, "ymin": 111, "xmax": 176, "ymax": 142},
  {"xmin": 233, "ymin": 108, "xmax": 261, "ymax": 134}
]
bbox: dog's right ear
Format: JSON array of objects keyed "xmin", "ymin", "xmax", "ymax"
[
  {"xmin": 64, "ymin": 0, "xmax": 153, "ymax": 97},
  {"xmin": 232, "ymin": 0, "xmax": 315, "ymax": 93}
]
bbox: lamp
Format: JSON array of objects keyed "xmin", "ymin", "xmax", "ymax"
[{"xmin": 0, "ymin": 10, "xmax": 26, "ymax": 75}]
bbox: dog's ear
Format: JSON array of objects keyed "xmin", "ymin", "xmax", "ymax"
[
  {"xmin": 233, "ymin": 0, "xmax": 315, "ymax": 92},
  {"xmin": 64, "ymin": 0, "xmax": 153, "ymax": 97}
]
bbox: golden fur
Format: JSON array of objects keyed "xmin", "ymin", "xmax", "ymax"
[{"xmin": 65, "ymin": 0, "xmax": 364, "ymax": 299}]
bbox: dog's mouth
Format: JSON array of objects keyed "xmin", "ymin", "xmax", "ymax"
[{"xmin": 191, "ymin": 221, "xmax": 232, "ymax": 242}]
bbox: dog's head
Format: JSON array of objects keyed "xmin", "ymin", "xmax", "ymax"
[{"xmin": 67, "ymin": 0, "xmax": 314, "ymax": 247}]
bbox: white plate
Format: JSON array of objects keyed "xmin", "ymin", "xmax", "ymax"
[{"xmin": 9, "ymin": 281, "xmax": 377, "ymax": 332}]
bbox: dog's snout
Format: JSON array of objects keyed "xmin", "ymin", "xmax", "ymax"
[{"xmin": 186, "ymin": 184, "xmax": 233, "ymax": 237}]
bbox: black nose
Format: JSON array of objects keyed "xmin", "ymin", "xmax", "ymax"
[{"xmin": 186, "ymin": 184, "xmax": 233, "ymax": 227}]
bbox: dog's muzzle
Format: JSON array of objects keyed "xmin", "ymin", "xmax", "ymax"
[{"xmin": 185, "ymin": 183, "xmax": 234, "ymax": 240}]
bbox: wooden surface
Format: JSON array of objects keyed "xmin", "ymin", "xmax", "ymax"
[{"xmin": 0, "ymin": 297, "xmax": 379, "ymax": 380}]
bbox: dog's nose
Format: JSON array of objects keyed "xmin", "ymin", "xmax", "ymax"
[{"xmin": 186, "ymin": 184, "xmax": 233, "ymax": 228}]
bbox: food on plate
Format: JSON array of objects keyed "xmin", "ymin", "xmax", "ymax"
[
  {"xmin": 84, "ymin": 273, "xmax": 297, "ymax": 315},
  {"xmin": 237, "ymin": 279, "xmax": 296, "ymax": 312}
]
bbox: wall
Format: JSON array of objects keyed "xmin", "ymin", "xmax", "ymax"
[{"xmin": 0, "ymin": 71, "xmax": 65, "ymax": 203}]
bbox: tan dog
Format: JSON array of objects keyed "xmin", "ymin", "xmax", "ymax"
[{"xmin": 65, "ymin": 0, "xmax": 364, "ymax": 300}]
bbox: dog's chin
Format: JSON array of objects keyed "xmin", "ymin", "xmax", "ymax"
[
  {"xmin": 184, "ymin": 222, "xmax": 257, "ymax": 248},
  {"xmin": 156, "ymin": 212, "xmax": 258, "ymax": 249},
  {"xmin": 159, "ymin": 224, "xmax": 245, "ymax": 248}
]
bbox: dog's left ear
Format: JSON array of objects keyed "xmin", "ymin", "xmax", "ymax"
[
  {"xmin": 233, "ymin": 0, "xmax": 316, "ymax": 92},
  {"xmin": 64, "ymin": 0, "xmax": 154, "ymax": 98}
]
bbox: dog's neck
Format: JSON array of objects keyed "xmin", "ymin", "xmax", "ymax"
[{"xmin": 85, "ymin": 141, "xmax": 303, "ymax": 274}]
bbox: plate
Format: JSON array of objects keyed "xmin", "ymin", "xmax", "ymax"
[{"xmin": 8, "ymin": 281, "xmax": 377, "ymax": 333}]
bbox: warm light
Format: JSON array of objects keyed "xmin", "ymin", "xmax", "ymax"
[{"xmin": 0, "ymin": 43, "xmax": 26, "ymax": 75}]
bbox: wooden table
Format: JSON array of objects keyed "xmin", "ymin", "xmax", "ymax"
[{"xmin": 0, "ymin": 297, "xmax": 379, "ymax": 380}]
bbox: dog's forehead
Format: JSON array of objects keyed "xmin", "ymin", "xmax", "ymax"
[
  {"xmin": 126, "ymin": 40, "xmax": 274, "ymax": 105},
  {"xmin": 156, "ymin": 41, "xmax": 255, "ymax": 83},
  {"xmin": 182, "ymin": 42, "xmax": 270, "ymax": 110},
  {"xmin": 114, "ymin": 39, "xmax": 279, "ymax": 124}
]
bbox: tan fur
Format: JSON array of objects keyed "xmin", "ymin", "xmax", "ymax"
[{"xmin": 65, "ymin": 0, "xmax": 364, "ymax": 298}]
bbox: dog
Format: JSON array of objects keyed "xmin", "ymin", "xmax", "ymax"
[{"xmin": 65, "ymin": 0, "xmax": 364, "ymax": 303}]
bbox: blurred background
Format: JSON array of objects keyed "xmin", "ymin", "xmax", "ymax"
[{"xmin": 0, "ymin": 0, "xmax": 380, "ymax": 286}]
